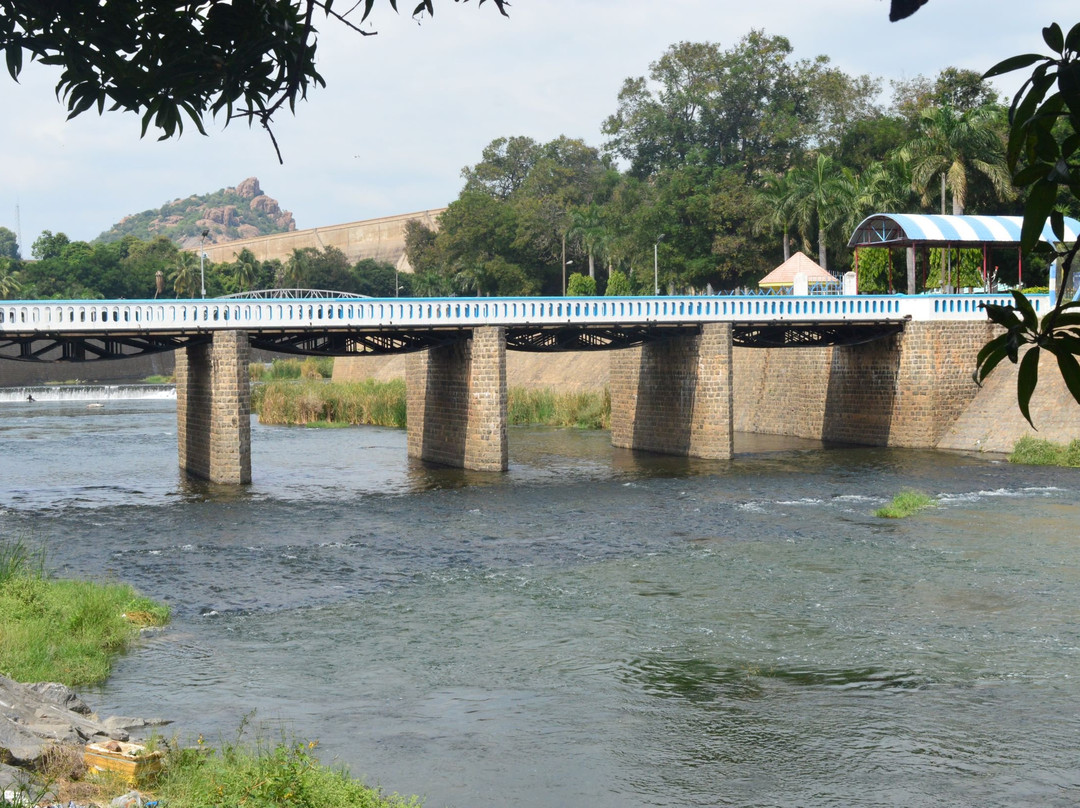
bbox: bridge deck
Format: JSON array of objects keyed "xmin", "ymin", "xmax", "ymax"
[{"xmin": 0, "ymin": 293, "xmax": 1032, "ymax": 361}]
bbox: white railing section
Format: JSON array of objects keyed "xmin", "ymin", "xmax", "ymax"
[{"xmin": 0, "ymin": 293, "xmax": 1049, "ymax": 335}]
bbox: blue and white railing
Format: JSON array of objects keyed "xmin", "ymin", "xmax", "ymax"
[{"xmin": 0, "ymin": 293, "xmax": 1050, "ymax": 335}]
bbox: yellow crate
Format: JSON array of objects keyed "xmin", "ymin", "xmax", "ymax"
[{"xmin": 84, "ymin": 741, "xmax": 163, "ymax": 783}]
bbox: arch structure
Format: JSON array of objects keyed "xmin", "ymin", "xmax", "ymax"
[{"xmin": 848, "ymin": 213, "xmax": 1080, "ymax": 293}]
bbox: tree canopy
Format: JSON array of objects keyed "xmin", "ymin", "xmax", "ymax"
[{"xmin": 0, "ymin": 0, "xmax": 507, "ymax": 159}]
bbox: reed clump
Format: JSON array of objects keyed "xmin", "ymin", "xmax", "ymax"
[
  {"xmin": 508, "ymin": 387, "xmax": 610, "ymax": 429},
  {"xmin": 254, "ymin": 379, "xmax": 612, "ymax": 430},
  {"xmin": 250, "ymin": 357, "xmax": 334, "ymax": 382},
  {"xmin": 1009, "ymin": 436, "xmax": 1080, "ymax": 467},
  {"xmin": 255, "ymin": 379, "xmax": 407, "ymax": 427}
]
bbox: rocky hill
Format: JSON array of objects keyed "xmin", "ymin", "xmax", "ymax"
[{"xmin": 95, "ymin": 177, "xmax": 295, "ymax": 248}]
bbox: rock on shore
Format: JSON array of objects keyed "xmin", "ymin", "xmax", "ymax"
[{"xmin": 0, "ymin": 675, "xmax": 168, "ymax": 792}]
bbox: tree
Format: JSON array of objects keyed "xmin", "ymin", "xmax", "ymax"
[
  {"xmin": 903, "ymin": 103, "xmax": 1012, "ymax": 215},
  {"xmin": 787, "ymin": 154, "xmax": 857, "ymax": 272},
  {"xmin": 755, "ymin": 172, "xmax": 799, "ymax": 261},
  {"xmin": 603, "ymin": 34, "xmax": 827, "ymax": 180},
  {"xmin": 1, "ymin": 0, "xmax": 508, "ymax": 160},
  {"xmin": 230, "ymin": 249, "xmax": 260, "ymax": 293},
  {"xmin": 975, "ymin": 22, "xmax": 1080, "ymax": 423},
  {"xmin": 568, "ymin": 205, "xmax": 606, "ymax": 279},
  {"xmin": 0, "ymin": 258, "xmax": 21, "ymax": 299},
  {"xmin": 0, "ymin": 226, "xmax": 19, "ymax": 260},
  {"xmin": 171, "ymin": 251, "xmax": 201, "ymax": 298}
]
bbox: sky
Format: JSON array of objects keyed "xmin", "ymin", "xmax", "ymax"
[{"xmin": 0, "ymin": 0, "xmax": 1074, "ymax": 253}]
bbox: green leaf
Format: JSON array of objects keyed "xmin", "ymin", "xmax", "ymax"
[
  {"xmin": 1012, "ymin": 162, "xmax": 1053, "ymax": 186},
  {"xmin": 1021, "ymin": 180, "xmax": 1057, "ymax": 252},
  {"xmin": 1067, "ymin": 22, "xmax": 1080, "ymax": 52},
  {"xmin": 1017, "ymin": 346, "xmax": 1041, "ymax": 427},
  {"xmin": 1043, "ymin": 23, "xmax": 1065, "ymax": 54},
  {"xmin": 983, "ymin": 53, "xmax": 1045, "ymax": 79},
  {"xmin": 983, "ymin": 302, "xmax": 1021, "ymax": 328},
  {"xmin": 1012, "ymin": 290, "xmax": 1039, "ymax": 330},
  {"xmin": 1053, "ymin": 347, "xmax": 1080, "ymax": 406},
  {"xmin": 974, "ymin": 343, "xmax": 1011, "ymax": 385},
  {"xmin": 976, "ymin": 331, "xmax": 1012, "ymax": 368}
]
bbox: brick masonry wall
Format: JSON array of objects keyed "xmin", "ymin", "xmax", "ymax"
[
  {"xmin": 611, "ymin": 323, "xmax": 733, "ymax": 459},
  {"xmin": 406, "ymin": 327, "xmax": 507, "ymax": 471},
  {"xmin": 175, "ymin": 331, "xmax": 251, "ymax": 484},
  {"xmin": 733, "ymin": 321, "xmax": 996, "ymax": 447}
]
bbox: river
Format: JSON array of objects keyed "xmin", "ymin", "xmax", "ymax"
[{"xmin": 2, "ymin": 396, "xmax": 1079, "ymax": 807}]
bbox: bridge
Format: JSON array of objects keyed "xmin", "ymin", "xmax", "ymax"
[{"xmin": 1, "ymin": 292, "xmax": 1039, "ymax": 483}]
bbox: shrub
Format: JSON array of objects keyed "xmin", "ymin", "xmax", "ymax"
[
  {"xmin": 875, "ymin": 490, "xmax": 934, "ymax": 519},
  {"xmin": 605, "ymin": 269, "xmax": 633, "ymax": 296},
  {"xmin": 566, "ymin": 273, "xmax": 597, "ymax": 296}
]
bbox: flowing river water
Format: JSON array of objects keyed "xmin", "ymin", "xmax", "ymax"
[{"xmin": 2, "ymin": 396, "xmax": 1079, "ymax": 807}]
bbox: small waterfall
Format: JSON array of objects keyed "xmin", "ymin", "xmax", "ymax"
[{"xmin": 0, "ymin": 384, "xmax": 176, "ymax": 403}]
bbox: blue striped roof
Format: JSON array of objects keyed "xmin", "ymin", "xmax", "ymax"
[{"xmin": 848, "ymin": 214, "xmax": 1080, "ymax": 247}]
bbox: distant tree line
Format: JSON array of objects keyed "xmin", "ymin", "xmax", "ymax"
[{"xmin": 0, "ymin": 229, "xmax": 402, "ymax": 301}]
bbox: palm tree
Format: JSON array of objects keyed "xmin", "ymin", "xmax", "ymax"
[
  {"xmin": 0, "ymin": 260, "xmax": 21, "ymax": 299},
  {"xmin": 170, "ymin": 251, "xmax": 200, "ymax": 298},
  {"xmin": 282, "ymin": 249, "xmax": 310, "ymax": 289},
  {"xmin": 754, "ymin": 172, "xmax": 799, "ymax": 261},
  {"xmin": 568, "ymin": 204, "xmax": 606, "ymax": 279},
  {"xmin": 903, "ymin": 103, "xmax": 1012, "ymax": 215},
  {"xmin": 788, "ymin": 153, "xmax": 857, "ymax": 272},
  {"xmin": 231, "ymin": 249, "xmax": 259, "ymax": 293}
]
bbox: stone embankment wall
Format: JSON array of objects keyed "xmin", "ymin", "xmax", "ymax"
[{"xmin": 336, "ymin": 323, "xmax": 1080, "ymax": 453}]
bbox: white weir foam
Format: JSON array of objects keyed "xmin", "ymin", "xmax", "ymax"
[{"xmin": 0, "ymin": 384, "xmax": 176, "ymax": 403}]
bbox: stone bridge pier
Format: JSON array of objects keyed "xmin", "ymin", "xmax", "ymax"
[
  {"xmin": 406, "ymin": 326, "xmax": 508, "ymax": 471},
  {"xmin": 610, "ymin": 322, "xmax": 735, "ymax": 460},
  {"xmin": 175, "ymin": 330, "xmax": 252, "ymax": 484}
]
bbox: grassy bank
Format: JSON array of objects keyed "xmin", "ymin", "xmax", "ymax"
[
  {"xmin": 0, "ymin": 539, "xmax": 169, "ymax": 686},
  {"xmin": 151, "ymin": 732, "xmax": 421, "ymax": 808},
  {"xmin": 1009, "ymin": 436, "xmax": 1080, "ymax": 467},
  {"xmin": 254, "ymin": 378, "xmax": 611, "ymax": 430}
]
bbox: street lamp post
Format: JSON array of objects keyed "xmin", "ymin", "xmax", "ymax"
[
  {"xmin": 199, "ymin": 229, "xmax": 209, "ymax": 298},
  {"xmin": 654, "ymin": 234, "xmax": 665, "ymax": 295}
]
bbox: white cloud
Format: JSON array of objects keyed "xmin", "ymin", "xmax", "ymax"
[{"xmin": 0, "ymin": 0, "xmax": 1072, "ymax": 250}]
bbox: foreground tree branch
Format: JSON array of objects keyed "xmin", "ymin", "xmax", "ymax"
[{"xmin": 0, "ymin": 0, "xmax": 508, "ymax": 162}]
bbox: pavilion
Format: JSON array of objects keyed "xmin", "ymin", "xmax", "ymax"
[
  {"xmin": 758, "ymin": 251, "xmax": 838, "ymax": 293},
  {"xmin": 847, "ymin": 213, "xmax": 1080, "ymax": 293}
]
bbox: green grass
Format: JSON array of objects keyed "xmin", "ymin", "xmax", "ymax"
[
  {"xmin": 0, "ymin": 538, "xmax": 169, "ymax": 686},
  {"xmin": 250, "ymin": 357, "xmax": 334, "ymax": 382},
  {"xmin": 1009, "ymin": 436, "xmax": 1080, "ymax": 467},
  {"xmin": 254, "ymin": 378, "xmax": 611, "ymax": 431},
  {"xmin": 141, "ymin": 374, "xmax": 174, "ymax": 384},
  {"xmin": 254, "ymin": 379, "xmax": 407, "ymax": 427},
  {"xmin": 152, "ymin": 731, "xmax": 422, "ymax": 808},
  {"xmin": 875, "ymin": 490, "xmax": 935, "ymax": 519},
  {"xmin": 508, "ymin": 387, "xmax": 610, "ymax": 429}
]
